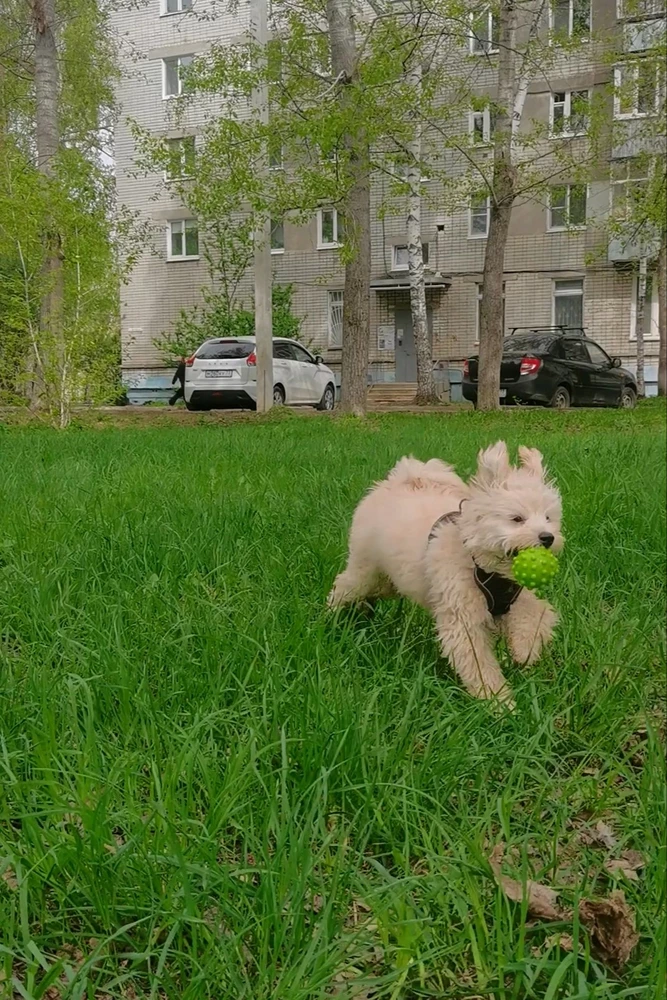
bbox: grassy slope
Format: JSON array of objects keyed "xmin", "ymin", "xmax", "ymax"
[{"xmin": 0, "ymin": 404, "xmax": 665, "ymax": 999}]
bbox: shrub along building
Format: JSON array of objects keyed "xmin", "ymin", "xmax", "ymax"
[{"xmin": 114, "ymin": 0, "xmax": 665, "ymax": 403}]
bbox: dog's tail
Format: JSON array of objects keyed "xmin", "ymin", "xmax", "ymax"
[{"xmin": 385, "ymin": 456, "xmax": 457, "ymax": 490}]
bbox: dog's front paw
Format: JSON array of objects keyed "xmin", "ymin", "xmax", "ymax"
[{"xmin": 507, "ymin": 601, "xmax": 558, "ymax": 666}]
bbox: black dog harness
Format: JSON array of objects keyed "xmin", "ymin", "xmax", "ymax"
[{"xmin": 428, "ymin": 508, "xmax": 523, "ymax": 618}]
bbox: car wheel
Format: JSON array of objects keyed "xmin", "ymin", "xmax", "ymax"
[
  {"xmin": 550, "ymin": 385, "xmax": 571, "ymax": 410},
  {"xmin": 273, "ymin": 385, "xmax": 285, "ymax": 406},
  {"xmin": 619, "ymin": 386, "xmax": 636, "ymax": 409},
  {"xmin": 316, "ymin": 383, "xmax": 336, "ymax": 411}
]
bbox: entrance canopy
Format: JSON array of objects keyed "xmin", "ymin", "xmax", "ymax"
[{"xmin": 370, "ymin": 274, "xmax": 451, "ymax": 292}]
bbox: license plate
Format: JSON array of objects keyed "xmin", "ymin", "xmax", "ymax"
[
  {"xmin": 205, "ymin": 370, "xmax": 232, "ymax": 378},
  {"xmin": 499, "ymin": 389, "xmax": 507, "ymax": 398}
]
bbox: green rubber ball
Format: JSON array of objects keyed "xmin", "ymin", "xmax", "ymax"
[{"xmin": 512, "ymin": 547, "xmax": 559, "ymax": 592}]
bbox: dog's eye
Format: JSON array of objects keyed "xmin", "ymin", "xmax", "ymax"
[
  {"xmin": 511, "ymin": 515, "xmax": 525, "ymax": 523},
  {"xmin": 545, "ymin": 515, "xmax": 551, "ymax": 522}
]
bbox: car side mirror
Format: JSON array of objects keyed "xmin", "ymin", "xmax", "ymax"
[
  {"xmin": 315, "ymin": 355, "xmax": 324, "ymax": 365},
  {"xmin": 612, "ymin": 357, "xmax": 621, "ymax": 368}
]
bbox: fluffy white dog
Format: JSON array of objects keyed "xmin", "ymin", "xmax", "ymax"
[{"xmin": 328, "ymin": 442, "xmax": 563, "ymax": 706}]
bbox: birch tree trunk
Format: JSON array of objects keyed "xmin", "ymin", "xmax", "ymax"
[
  {"xmin": 326, "ymin": 0, "xmax": 371, "ymax": 417},
  {"xmin": 658, "ymin": 237, "xmax": 666, "ymax": 396},
  {"xmin": 477, "ymin": 0, "xmax": 517, "ymax": 411},
  {"xmin": 635, "ymin": 256, "xmax": 647, "ymax": 398},
  {"xmin": 406, "ymin": 61, "xmax": 439, "ymax": 405},
  {"xmin": 31, "ymin": 0, "xmax": 65, "ymax": 419},
  {"xmin": 476, "ymin": 0, "xmax": 542, "ymax": 411}
]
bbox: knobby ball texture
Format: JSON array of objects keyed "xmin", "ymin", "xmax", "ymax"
[{"xmin": 512, "ymin": 547, "xmax": 559, "ymax": 597}]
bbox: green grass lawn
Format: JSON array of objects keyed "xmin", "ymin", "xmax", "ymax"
[{"xmin": 0, "ymin": 404, "xmax": 665, "ymax": 999}]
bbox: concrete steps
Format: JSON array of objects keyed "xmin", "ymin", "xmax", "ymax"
[{"xmin": 367, "ymin": 382, "xmax": 417, "ymax": 407}]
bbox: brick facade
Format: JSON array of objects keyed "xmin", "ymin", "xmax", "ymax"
[{"xmin": 113, "ymin": 0, "xmax": 662, "ymax": 395}]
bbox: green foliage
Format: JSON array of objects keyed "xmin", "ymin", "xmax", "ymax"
[
  {"xmin": 154, "ymin": 283, "xmax": 303, "ymax": 363},
  {"xmin": 0, "ymin": 0, "xmax": 139, "ymax": 424}
]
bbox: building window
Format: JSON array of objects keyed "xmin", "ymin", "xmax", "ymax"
[
  {"xmin": 611, "ymin": 158, "xmax": 649, "ymax": 218},
  {"xmin": 630, "ymin": 274, "xmax": 660, "ymax": 340},
  {"xmin": 162, "ymin": 55, "xmax": 194, "ymax": 99},
  {"xmin": 469, "ymin": 10, "xmax": 499, "ymax": 54},
  {"xmin": 268, "ymin": 140, "xmax": 284, "ymax": 170},
  {"xmin": 392, "ymin": 243, "xmax": 430, "ymax": 271},
  {"xmin": 267, "ymin": 132, "xmax": 285, "ymax": 170},
  {"xmin": 270, "ymin": 219, "xmax": 284, "ymax": 253},
  {"xmin": 476, "ymin": 283, "xmax": 506, "ymax": 342},
  {"xmin": 553, "ymin": 278, "xmax": 584, "ymax": 328},
  {"xmin": 469, "ymin": 194, "xmax": 490, "ymax": 238},
  {"xmin": 548, "ymin": 184, "xmax": 587, "ymax": 229},
  {"xmin": 550, "ymin": 0, "xmax": 591, "ymax": 38},
  {"xmin": 470, "ymin": 108, "xmax": 493, "ymax": 144},
  {"xmin": 164, "ymin": 136, "xmax": 196, "ymax": 180},
  {"xmin": 168, "ymin": 219, "xmax": 199, "ymax": 260},
  {"xmin": 614, "ymin": 61, "xmax": 660, "ymax": 117},
  {"xmin": 318, "ymin": 208, "xmax": 343, "ymax": 248},
  {"xmin": 328, "ymin": 290, "xmax": 344, "ymax": 347},
  {"xmin": 162, "ymin": 0, "xmax": 191, "ymax": 14},
  {"xmin": 550, "ymin": 90, "xmax": 590, "ymax": 136}
]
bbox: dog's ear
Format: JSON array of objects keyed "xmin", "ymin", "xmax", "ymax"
[
  {"xmin": 476, "ymin": 441, "xmax": 510, "ymax": 487},
  {"xmin": 518, "ymin": 446, "xmax": 545, "ymax": 479}
]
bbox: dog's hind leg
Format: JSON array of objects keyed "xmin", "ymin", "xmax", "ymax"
[
  {"xmin": 327, "ymin": 557, "xmax": 385, "ymax": 608},
  {"xmin": 434, "ymin": 610, "xmax": 514, "ymax": 708}
]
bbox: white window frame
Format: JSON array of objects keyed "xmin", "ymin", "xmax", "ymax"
[
  {"xmin": 469, "ymin": 10, "xmax": 499, "ymax": 54},
  {"xmin": 328, "ymin": 290, "xmax": 344, "ymax": 348},
  {"xmin": 167, "ymin": 219, "xmax": 199, "ymax": 261},
  {"xmin": 163, "ymin": 136, "xmax": 196, "ymax": 182},
  {"xmin": 549, "ymin": 0, "xmax": 591, "ymax": 40},
  {"xmin": 469, "ymin": 108, "xmax": 492, "ymax": 144},
  {"xmin": 475, "ymin": 282, "xmax": 506, "ymax": 344},
  {"xmin": 552, "ymin": 278, "xmax": 584, "ymax": 326},
  {"xmin": 610, "ymin": 159, "xmax": 650, "ymax": 219},
  {"xmin": 270, "ymin": 218, "xmax": 285, "ymax": 254},
  {"xmin": 317, "ymin": 208, "xmax": 343, "ymax": 249},
  {"xmin": 268, "ymin": 144, "xmax": 284, "ymax": 171},
  {"xmin": 469, "ymin": 195, "xmax": 490, "ymax": 238},
  {"xmin": 549, "ymin": 89, "xmax": 590, "ymax": 137},
  {"xmin": 160, "ymin": 0, "xmax": 192, "ymax": 15},
  {"xmin": 613, "ymin": 62, "xmax": 660, "ymax": 118},
  {"xmin": 629, "ymin": 274, "xmax": 660, "ymax": 340},
  {"xmin": 391, "ymin": 243, "xmax": 431, "ymax": 271},
  {"xmin": 162, "ymin": 55, "xmax": 194, "ymax": 100},
  {"xmin": 547, "ymin": 184, "xmax": 588, "ymax": 231}
]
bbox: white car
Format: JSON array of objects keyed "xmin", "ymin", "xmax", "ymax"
[{"xmin": 184, "ymin": 337, "xmax": 337, "ymax": 412}]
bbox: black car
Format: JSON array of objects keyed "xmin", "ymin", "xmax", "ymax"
[{"xmin": 462, "ymin": 327, "xmax": 638, "ymax": 409}]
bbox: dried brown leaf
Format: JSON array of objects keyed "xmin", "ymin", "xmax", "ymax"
[
  {"xmin": 580, "ymin": 820, "xmax": 617, "ymax": 850},
  {"xmin": 2, "ymin": 867, "xmax": 18, "ymax": 891},
  {"xmin": 489, "ymin": 843, "xmax": 563, "ymax": 921},
  {"xmin": 579, "ymin": 890, "xmax": 639, "ymax": 969},
  {"xmin": 604, "ymin": 850, "xmax": 645, "ymax": 881},
  {"xmin": 545, "ymin": 932, "xmax": 574, "ymax": 952}
]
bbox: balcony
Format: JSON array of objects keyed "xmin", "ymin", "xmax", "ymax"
[
  {"xmin": 623, "ymin": 16, "xmax": 665, "ymax": 51},
  {"xmin": 608, "ymin": 226, "xmax": 661, "ymax": 262}
]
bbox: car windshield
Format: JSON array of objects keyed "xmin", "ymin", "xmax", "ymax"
[
  {"xmin": 503, "ymin": 336, "xmax": 556, "ymax": 354},
  {"xmin": 196, "ymin": 340, "xmax": 254, "ymax": 360}
]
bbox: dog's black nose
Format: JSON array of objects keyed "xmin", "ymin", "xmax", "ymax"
[{"xmin": 539, "ymin": 532, "xmax": 554, "ymax": 548}]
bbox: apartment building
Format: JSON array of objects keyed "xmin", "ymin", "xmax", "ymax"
[{"xmin": 113, "ymin": 0, "xmax": 665, "ymax": 401}]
